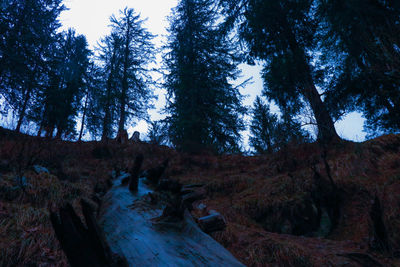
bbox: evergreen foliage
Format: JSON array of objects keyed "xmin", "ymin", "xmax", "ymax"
[
  {"xmin": 318, "ymin": 0, "xmax": 400, "ymax": 136},
  {"xmin": 147, "ymin": 120, "xmax": 169, "ymax": 145},
  {"xmin": 249, "ymin": 96, "xmax": 311, "ymax": 154},
  {"xmin": 219, "ymin": 0, "xmax": 339, "ymax": 143},
  {"xmin": 164, "ymin": 0, "xmax": 246, "ymax": 153},
  {"xmin": 109, "ymin": 8, "xmax": 156, "ymax": 135},
  {"xmin": 96, "ymin": 33, "xmax": 123, "ymax": 140},
  {"xmin": 0, "ymin": 0, "xmax": 65, "ymax": 132},
  {"xmin": 1, "ymin": 0, "xmax": 400, "ymax": 150},
  {"xmin": 32, "ymin": 29, "xmax": 90, "ymax": 139}
]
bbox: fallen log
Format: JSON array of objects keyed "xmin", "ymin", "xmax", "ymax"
[
  {"xmin": 50, "ymin": 200, "xmax": 127, "ymax": 267},
  {"xmin": 99, "ymin": 175, "xmax": 245, "ymax": 266}
]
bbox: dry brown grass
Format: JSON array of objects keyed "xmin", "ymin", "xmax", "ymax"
[
  {"xmin": 167, "ymin": 135, "xmax": 400, "ymax": 266},
  {"xmin": 0, "ymin": 127, "xmax": 176, "ymax": 266},
  {"xmin": 1, "ymin": 126, "xmax": 400, "ymax": 266}
]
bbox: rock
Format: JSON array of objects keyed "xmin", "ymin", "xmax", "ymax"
[
  {"xmin": 182, "ymin": 190, "xmax": 205, "ymax": 210},
  {"xmin": 130, "ymin": 131, "xmax": 140, "ymax": 142},
  {"xmin": 33, "ymin": 165, "xmax": 50, "ymax": 174},
  {"xmin": 197, "ymin": 203, "xmax": 207, "ymax": 211},
  {"xmin": 198, "ymin": 211, "xmax": 226, "ymax": 233}
]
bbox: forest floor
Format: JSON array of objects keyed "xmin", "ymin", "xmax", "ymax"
[{"xmin": 1, "ymin": 126, "xmax": 400, "ymax": 266}]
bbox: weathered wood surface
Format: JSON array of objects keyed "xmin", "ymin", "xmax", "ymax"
[
  {"xmin": 50, "ymin": 199, "xmax": 127, "ymax": 267},
  {"xmin": 99, "ymin": 175, "xmax": 245, "ymax": 267}
]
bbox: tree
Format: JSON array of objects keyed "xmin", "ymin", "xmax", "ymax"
[
  {"xmin": 219, "ymin": 0, "xmax": 340, "ymax": 143},
  {"xmin": 147, "ymin": 120, "xmax": 169, "ymax": 145},
  {"xmin": 32, "ymin": 29, "xmax": 90, "ymax": 139},
  {"xmin": 96, "ymin": 33, "xmax": 123, "ymax": 141},
  {"xmin": 318, "ymin": 0, "xmax": 400, "ymax": 136},
  {"xmin": 78, "ymin": 62, "xmax": 104, "ymax": 141},
  {"xmin": 249, "ymin": 96, "xmax": 310, "ymax": 154},
  {"xmin": 164, "ymin": 0, "xmax": 246, "ymax": 153},
  {"xmin": 109, "ymin": 8, "xmax": 156, "ymax": 136},
  {"xmin": 0, "ymin": 0, "xmax": 65, "ymax": 133}
]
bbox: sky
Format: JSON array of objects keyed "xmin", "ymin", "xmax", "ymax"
[{"xmin": 59, "ymin": 0, "xmax": 367, "ymax": 143}]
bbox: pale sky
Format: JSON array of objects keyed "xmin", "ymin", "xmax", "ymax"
[{"xmin": 59, "ymin": 0, "xmax": 366, "ymax": 143}]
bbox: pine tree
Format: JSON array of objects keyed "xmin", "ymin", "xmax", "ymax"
[
  {"xmin": 250, "ymin": 96, "xmax": 310, "ymax": 154},
  {"xmin": 109, "ymin": 8, "xmax": 156, "ymax": 136},
  {"xmin": 318, "ymin": 0, "xmax": 400, "ymax": 136},
  {"xmin": 0, "ymin": 0, "xmax": 65, "ymax": 132},
  {"xmin": 164, "ymin": 0, "xmax": 246, "ymax": 153},
  {"xmin": 83, "ymin": 62, "xmax": 107, "ymax": 140},
  {"xmin": 78, "ymin": 62, "xmax": 104, "ymax": 141},
  {"xmin": 249, "ymin": 97, "xmax": 278, "ymax": 154},
  {"xmin": 32, "ymin": 29, "xmax": 90, "ymax": 139},
  {"xmin": 219, "ymin": 0, "xmax": 340, "ymax": 143},
  {"xmin": 147, "ymin": 120, "xmax": 169, "ymax": 145},
  {"xmin": 97, "ymin": 33, "xmax": 123, "ymax": 140}
]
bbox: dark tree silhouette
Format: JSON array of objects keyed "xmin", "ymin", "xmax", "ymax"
[
  {"xmin": 32, "ymin": 29, "xmax": 90, "ymax": 139},
  {"xmin": 219, "ymin": 0, "xmax": 340, "ymax": 143},
  {"xmin": 318, "ymin": 0, "xmax": 400, "ymax": 136},
  {"xmin": 250, "ymin": 96, "xmax": 311, "ymax": 154},
  {"xmin": 110, "ymin": 8, "xmax": 156, "ymax": 137},
  {"xmin": 0, "ymin": 0, "xmax": 65, "ymax": 133},
  {"xmin": 164, "ymin": 0, "xmax": 246, "ymax": 153}
]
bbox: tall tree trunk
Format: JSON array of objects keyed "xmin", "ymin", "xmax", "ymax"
[
  {"xmin": 303, "ymin": 81, "xmax": 340, "ymax": 142},
  {"xmin": 55, "ymin": 128, "xmax": 62, "ymax": 140},
  {"xmin": 37, "ymin": 123, "xmax": 43, "ymax": 137},
  {"xmin": 46, "ymin": 125, "xmax": 55, "ymax": 138},
  {"xmin": 118, "ymin": 19, "xmax": 131, "ymax": 134},
  {"xmin": 101, "ymin": 77, "xmax": 112, "ymax": 142},
  {"xmin": 15, "ymin": 87, "xmax": 31, "ymax": 133},
  {"xmin": 283, "ymin": 19, "xmax": 339, "ymax": 143},
  {"xmin": 101, "ymin": 38, "xmax": 119, "ymax": 142},
  {"xmin": 78, "ymin": 92, "xmax": 89, "ymax": 141}
]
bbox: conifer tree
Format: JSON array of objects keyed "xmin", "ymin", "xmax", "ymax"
[
  {"xmin": 32, "ymin": 29, "xmax": 90, "ymax": 139},
  {"xmin": 219, "ymin": 0, "xmax": 340, "ymax": 143},
  {"xmin": 0, "ymin": 0, "xmax": 65, "ymax": 133},
  {"xmin": 250, "ymin": 96, "xmax": 310, "ymax": 154},
  {"xmin": 318, "ymin": 0, "xmax": 400, "ymax": 136},
  {"xmin": 109, "ymin": 8, "xmax": 156, "ymax": 137},
  {"xmin": 147, "ymin": 120, "xmax": 169, "ymax": 145},
  {"xmin": 83, "ymin": 62, "xmax": 107, "ymax": 140},
  {"xmin": 164, "ymin": 0, "xmax": 246, "ymax": 153},
  {"xmin": 97, "ymin": 33, "xmax": 123, "ymax": 140}
]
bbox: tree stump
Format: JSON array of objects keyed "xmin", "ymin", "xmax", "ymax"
[{"xmin": 128, "ymin": 154, "xmax": 144, "ymax": 192}]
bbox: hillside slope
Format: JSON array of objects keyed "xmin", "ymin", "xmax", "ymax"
[{"xmin": 1, "ymin": 127, "xmax": 399, "ymax": 266}]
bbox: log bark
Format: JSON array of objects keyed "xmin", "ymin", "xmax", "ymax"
[
  {"xmin": 128, "ymin": 154, "xmax": 143, "ymax": 192},
  {"xmin": 50, "ymin": 201, "xmax": 127, "ymax": 267},
  {"xmin": 98, "ymin": 175, "xmax": 245, "ymax": 266}
]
